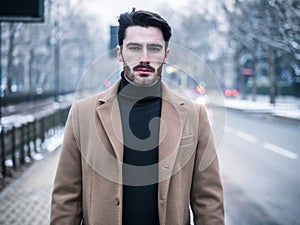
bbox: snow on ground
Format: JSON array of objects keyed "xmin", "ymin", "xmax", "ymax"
[{"xmin": 224, "ymin": 95, "xmax": 300, "ymax": 121}]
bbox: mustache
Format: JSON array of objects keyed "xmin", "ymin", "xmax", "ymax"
[{"xmin": 133, "ymin": 64, "xmax": 155, "ymax": 72}]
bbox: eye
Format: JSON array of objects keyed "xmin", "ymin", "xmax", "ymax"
[
  {"xmin": 127, "ymin": 45, "xmax": 142, "ymax": 52},
  {"xmin": 148, "ymin": 47, "xmax": 162, "ymax": 53}
]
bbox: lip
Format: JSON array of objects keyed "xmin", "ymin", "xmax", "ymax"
[
  {"xmin": 136, "ymin": 68, "xmax": 153, "ymax": 75},
  {"xmin": 134, "ymin": 64, "xmax": 155, "ymax": 72}
]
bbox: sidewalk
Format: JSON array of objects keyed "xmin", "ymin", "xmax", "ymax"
[{"xmin": 0, "ymin": 135, "xmax": 62, "ymax": 225}]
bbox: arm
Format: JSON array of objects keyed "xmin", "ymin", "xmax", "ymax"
[
  {"xmin": 190, "ymin": 104, "xmax": 224, "ymax": 225},
  {"xmin": 50, "ymin": 103, "xmax": 83, "ymax": 225}
]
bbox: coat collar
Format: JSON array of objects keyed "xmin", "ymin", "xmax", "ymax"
[
  {"xmin": 95, "ymin": 77, "xmax": 187, "ymax": 169},
  {"xmin": 96, "ymin": 78, "xmax": 186, "ymax": 108}
]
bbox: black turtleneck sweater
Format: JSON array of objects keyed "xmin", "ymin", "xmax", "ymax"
[{"xmin": 118, "ymin": 73, "xmax": 161, "ymax": 225}]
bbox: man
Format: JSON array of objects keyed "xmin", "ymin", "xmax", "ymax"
[{"xmin": 51, "ymin": 9, "xmax": 224, "ymax": 225}]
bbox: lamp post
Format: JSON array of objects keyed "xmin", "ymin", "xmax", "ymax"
[
  {"xmin": 0, "ymin": 22, "xmax": 2, "ymax": 125},
  {"xmin": 54, "ymin": 19, "xmax": 60, "ymax": 101}
]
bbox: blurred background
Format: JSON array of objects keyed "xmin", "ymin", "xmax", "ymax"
[
  {"xmin": 1, "ymin": 0, "xmax": 299, "ymax": 101},
  {"xmin": 0, "ymin": 0, "xmax": 299, "ymax": 225}
]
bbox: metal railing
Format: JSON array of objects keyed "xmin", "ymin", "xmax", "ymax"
[{"xmin": 0, "ymin": 105, "xmax": 70, "ymax": 178}]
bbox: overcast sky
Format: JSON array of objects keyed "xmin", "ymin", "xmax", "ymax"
[
  {"xmin": 81, "ymin": 0, "xmax": 189, "ymax": 26},
  {"xmin": 72, "ymin": 0, "xmax": 232, "ymax": 51},
  {"xmin": 75, "ymin": 0, "xmax": 192, "ymax": 43}
]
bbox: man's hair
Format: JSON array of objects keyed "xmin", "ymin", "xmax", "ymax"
[{"xmin": 117, "ymin": 8, "xmax": 172, "ymax": 46}]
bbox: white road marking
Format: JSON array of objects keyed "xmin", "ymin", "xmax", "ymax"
[
  {"xmin": 263, "ymin": 142, "xmax": 298, "ymax": 160},
  {"xmin": 236, "ymin": 131, "xmax": 258, "ymax": 144},
  {"xmin": 227, "ymin": 127, "xmax": 298, "ymax": 160}
]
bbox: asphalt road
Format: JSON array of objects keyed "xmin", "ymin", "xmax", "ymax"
[{"xmin": 219, "ymin": 110, "xmax": 300, "ymax": 225}]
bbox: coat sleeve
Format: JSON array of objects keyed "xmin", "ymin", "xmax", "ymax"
[
  {"xmin": 190, "ymin": 104, "xmax": 225, "ymax": 225},
  {"xmin": 50, "ymin": 103, "xmax": 83, "ymax": 225}
]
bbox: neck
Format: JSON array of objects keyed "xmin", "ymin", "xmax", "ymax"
[
  {"xmin": 123, "ymin": 73, "xmax": 160, "ymax": 88},
  {"xmin": 118, "ymin": 72, "xmax": 162, "ymax": 101}
]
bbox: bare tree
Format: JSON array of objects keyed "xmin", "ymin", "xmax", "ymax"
[
  {"xmin": 223, "ymin": 0, "xmax": 300, "ymax": 103},
  {"xmin": 0, "ymin": 0, "xmax": 105, "ymax": 98}
]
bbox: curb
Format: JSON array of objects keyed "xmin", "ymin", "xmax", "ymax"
[
  {"xmin": 0, "ymin": 145, "xmax": 61, "ymax": 196},
  {"xmin": 225, "ymin": 106, "xmax": 300, "ymax": 125}
]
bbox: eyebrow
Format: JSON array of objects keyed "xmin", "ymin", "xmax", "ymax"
[
  {"xmin": 147, "ymin": 43, "xmax": 163, "ymax": 48},
  {"xmin": 125, "ymin": 42, "xmax": 163, "ymax": 47},
  {"xmin": 125, "ymin": 42, "xmax": 143, "ymax": 47}
]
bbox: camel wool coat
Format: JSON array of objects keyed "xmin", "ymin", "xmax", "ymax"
[{"xmin": 50, "ymin": 80, "xmax": 224, "ymax": 225}]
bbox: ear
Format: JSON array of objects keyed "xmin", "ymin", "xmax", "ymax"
[
  {"xmin": 116, "ymin": 45, "xmax": 123, "ymax": 62},
  {"xmin": 163, "ymin": 48, "xmax": 170, "ymax": 64}
]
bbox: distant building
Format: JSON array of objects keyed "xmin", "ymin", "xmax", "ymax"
[{"xmin": 109, "ymin": 25, "xmax": 118, "ymax": 57}]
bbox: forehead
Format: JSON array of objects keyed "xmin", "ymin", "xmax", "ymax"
[{"xmin": 124, "ymin": 26, "xmax": 164, "ymax": 44}]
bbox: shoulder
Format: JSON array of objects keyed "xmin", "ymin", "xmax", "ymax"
[
  {"xmin": 162, "ymin": 82, "xmax": 202, "ymax": 112},
  {"xmin": 71, "ymin": 94, "xmax": 99, "ymax": 114},
  {"xmin": 73, "ymin": 78, "xmax": 121, "ymax": 109},
  {"xmin": 70, "ymin": 92, "xmax": 107, "ymax": 116}
]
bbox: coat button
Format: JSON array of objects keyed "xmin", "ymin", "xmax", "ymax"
[
  {"xmin": 162, "ymin": 165, "xmax": 170, "ymax": 170},
  {"xmin": 115, "ymin": 197, "xmax": 120, "ymax": 205}
]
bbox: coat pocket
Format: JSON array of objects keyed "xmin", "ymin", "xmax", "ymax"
[{"xmin": 179, "ymin": 135, "xmax": 194, "ymax": 147}]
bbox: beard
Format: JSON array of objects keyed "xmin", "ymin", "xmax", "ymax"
[{"xmin": 123, "ymin": 64, "xmax": 163, "ymax": 87}]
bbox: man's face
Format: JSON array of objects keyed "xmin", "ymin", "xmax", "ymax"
[{"xmin": 117, "ymin": 26, "xmax": 170, "ymax": 86}]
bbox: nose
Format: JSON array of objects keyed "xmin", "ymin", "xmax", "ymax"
[
  {"xmin": 139, "ymin": 47, "xmax": 150, "ymax": 64},
  {"xmin": 139, "ymin": 61, "xmax": 150, "ymax": 65}
]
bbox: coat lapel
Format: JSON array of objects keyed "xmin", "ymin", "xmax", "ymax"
[
  {"xmin": 95, "ymin": 80, "xmax": 124, "ymax": 163},
  {"xmin": 158, "ymin": 83, "xmax": 188, "ymax": 224},
  {"xmin": 94, "ymin": 80, "xmax": 187, "ymax": 168}
]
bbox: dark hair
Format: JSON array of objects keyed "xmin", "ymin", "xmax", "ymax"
[{"xmin": 117, "ymin": 8, "xmax": 172, "ymax": 46}]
